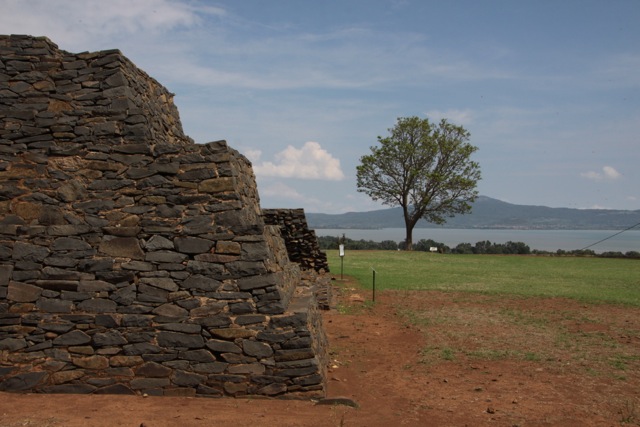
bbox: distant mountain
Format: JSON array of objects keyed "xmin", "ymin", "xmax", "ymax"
[{"xmin": 307, "ymin": 196, "xmax": 640, "ymax": 230}]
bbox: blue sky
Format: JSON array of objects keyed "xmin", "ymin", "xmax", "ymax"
[{"xmin": 3, "ymin": 0, "xmax": 639, "ymax": 213}]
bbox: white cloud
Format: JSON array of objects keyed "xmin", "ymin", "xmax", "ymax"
[
  {"xmin": 244, "ymin": 149, "xmax": 262, "ymax": 163},
  {"xmin": 603, "ymin": 166, "xmax": 622, "ymax": 179},
  {"xmin": 253, "ymin": 142, "xmax": 345, "ymax": 180},
  {"xmin": 0, "ymin": 0, "xmax": 222, "ymax": 50},
  {"xmin": 260, "ymin": 182, "xmax": 307, "ymax": 201},
  {"xmin": 425, "ymin": 109, "xmax": 474, "ymax": 126},
  {"xmin": 258, "ymin": 181, "xmax": 331, "ymax": 212},
  {"xmin": 580, "ymin": 165, "xmax": 622, "ymax": 181}
]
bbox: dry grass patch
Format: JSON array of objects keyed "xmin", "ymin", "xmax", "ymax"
[{"xmin": 396, "ymin": 291, "xmax": 640, "ymax": 380}]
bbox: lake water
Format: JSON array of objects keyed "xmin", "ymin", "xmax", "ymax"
[{"xmin": 316, "ymin": 228, "xmax": 640, "ymax": 253}]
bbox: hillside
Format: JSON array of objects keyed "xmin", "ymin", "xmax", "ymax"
[{"xmin": 307, "ymin": 196, "xmax": 640, "ymax": 230}]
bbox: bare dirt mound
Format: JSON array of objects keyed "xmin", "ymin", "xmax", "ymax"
[{"xmin": 1, "ymin": 277, "xmax": 639, "ymax": 426}]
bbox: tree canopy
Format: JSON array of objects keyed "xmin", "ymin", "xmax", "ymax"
[{"xmin": 356, "ymin": 116, "xmax": 481, "ymax": 250}]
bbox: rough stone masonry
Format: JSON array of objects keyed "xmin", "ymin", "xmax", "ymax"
[{"xmin": 0, "ymin": 35, "xmax": 330, "ymax": 398}]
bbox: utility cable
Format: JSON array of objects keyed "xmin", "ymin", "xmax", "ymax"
[{"xmin": 580, "ymin": 221, "xmax": 640, "ymax": 251}]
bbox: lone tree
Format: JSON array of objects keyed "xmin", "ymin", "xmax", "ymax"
[{"xmin": 356, "ymin": 116, "xmax": 481, "ymax": 250}]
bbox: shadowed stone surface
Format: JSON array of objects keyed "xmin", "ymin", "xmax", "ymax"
[{"xmin": 0, "ymin": 35, "xmax": 329, "ymax": 399}]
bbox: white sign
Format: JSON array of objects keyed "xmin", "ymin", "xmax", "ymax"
[
  {"xmin": 429, "ymin": 247, "xmax": 438, "ymax": 252},
  {"xmin": 339, "ymin": 244, "xmax": 345, "ymax": 257}
]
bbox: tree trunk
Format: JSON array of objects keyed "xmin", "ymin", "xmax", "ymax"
[
  {"xmin": 402, "ymin": 205, "xmax": 416, "ymax": 251},
  {"xmin": 404, "ymin": 226, "xmax": 414, "ymax": 251}
]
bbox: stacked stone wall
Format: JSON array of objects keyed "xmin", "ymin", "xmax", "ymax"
[
  {"xmin": 262, "ymin": 209, "xmax": 329, "ymax": 273},
  {"xmin": 0, "ymin": 35, "xmax": 327, "ymax": 398}
]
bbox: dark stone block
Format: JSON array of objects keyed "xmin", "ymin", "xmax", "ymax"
[
  {"xmin": 178, "ymin": 349, "xmax": 216, "ymax": 363},
  {"xmin": 256, "ymin": 382, "xmax": 287, "ymax": 396},
  {"xmin": 292, "ymin": 373, "xmax": 324, "ymax": 387},
  {"xmin": 180, "ymin": 215, "xmax": 214, "ymax": 235},
  {"xmin": 77, "ymin": 280, "xmax": 116, "ymax": 293},
  {"xmin": 172, "ymin": 370, "xmax": 206, "ymax": 387},
  {"xmin": 110, "ymin": 285, "xmax": 136, "ymax": 305},
  {"xmin": 174, "ymin": 237, "xmax": 214, "ymax": 254},
  {"xmin": 46, "ymin": 225, "xmax": 92, "ymax": 236},
  {"xmin": 205, "ymin": 292, "xmax": 252, "ymax": 301},
  {"xmin": 157, "ymin": 323, "xmax": 201, "ymax": 334},
  {"xmin": 226, "ymin": 261, "xmax": 268, "ymax": 277},
  {"xmin": 33, "ymin": 280, "xmax": 78, "ymax": 291},
  {"xmin": 123, "ymin": 343, "xmax": 162, "ymax": 356},
  {"xmin": 243, "ymin": 340, "xmax": 274, "ymax": 359},
  {"xmin": 38, "ymin": 321, "xmax": 74, "ymax": 333},
  {"xmin": 94, "ymin": 383, "xmax": 136, "ymax": 395},
  {"xmin": 0, "ymin": 265, "xmax": 13, "ymax": 286},
  {"xmin": 185, "ymin": 261, "xmax": 224, "ymax": 277},
  {"xmin": 95, "ymin": 314, "xmax": 119, "ymax": 328},
  {"xmin": 99, "ymin": 237, "xmax": 144, "ymax": 260},
  {"xmin": 137, "ymin": 284, "xmax": 168, "ymax": 303},
  {"xmin": 257, "ymin": 301, "xmax": 285, "ymax": 315},
  {"xmin": 139, "ymin": 277, "xmax": 178, "ymax": 292},
  {"xmin": 136, "ymin": 361, "xmax": 172, "ymax": 377},
  {"xmin": 9, "ymin": 270, "xmax": 40, "ymax": 282},
  {"xmin": 240, "ymin": 242, "xmax": 270, "ymax": 262},
  {"xmin": 0, "ymin": 338, "xmax": 27, "ymax": 351},
  {"xmin": 144, "ymin": 235, "xmax": 174, "ymax": 251},
  {"xmin": 274, "ymin": 366, "xmax": 318, "ymax": 378},
  {"xmin": 176, "ymin": 167, "xmax": 216, "ymax": 181},
  {"xmin": 93, "ymin": 330, "xmax": 127, "ymax": 346},
  {"xmin": 282, "ymin": 337, "xmax": 312, "ymax": 349},
  {"xmin": 145, "ymin": 250, "xmax": 187, "ymax": 264},
  {"xmin": 117, "ymin": 305, "xmax": 154, "ymax": 314},
  {"xmin": 42, "ymin": 266, "xmax": 84, "ymax": 281},
  {"xmin": 196, "ymin": 384, "xmax": 224, "ymax": 396},
  {"xmin": 175, "ymin": 298, "xmax": 200, "ymax": 310},
  {"xmin": 36, "ymin": 298, "xmax": 73, "ymax": 313},
  {"xmin": 152, "ymin": 304, "xmax": 188, "ymax": 318},
  {"xmin": 0, "ymin": 367, "xmax": 16, "ymax": 377},
  {"xmin": 256, "ymin": 331, "xmax": 296, "ymax": 343},
  {"xmin": 77, "ymin": 298, "xmax": 117, "ymax": 313},
  {"xmin": 121, "ymin": 315, "xmax": 153, "ymax": 327},
  {"xmin": 180, "ymin": 275, "xmax": 221, "ymax": 292},
  {"xmin": 24, "ymin": 340, "xmax": 53, "ymax": 352},
  {"xmin": 53, "ymin": 330, "xmax": 91, "ymax": 346},
  {"xmin": 7, "ymin": 281, "xmax": 42, "ymax": 302},
  {"xmin": 269, "ymin": 313, "xmax": 307, "ymax": 329},
  {"xmin": 12, "ymin": 242, "xmax": 49, "ymax": 262},
  {"xmin": 229, "ymin": 302, "xmax": 253, "ymax": 315},
  {"xmin": 237, "ymin": 273, "xmax": 277, "ymax": 291},
  {"xmin": 51, "ymin": 237, "xmax": 92, "ymax": 251},
  {"xmin": 157, "ymin": 331, "xmax": 204, "ymax": 349},
  {"xmin": 130, "ymin": 378, "xmax": 170, "ymax": 390},
  {"xmin": 58, "ymin": 314, "xmax": 93, "ymax": 323},
  {"xmin": 43, "ymin": 257, "xmax": 79, "ymax": 268},
  {"xmin": 250, "ymin": 376, "xmax": 289, "ymax": 387},
  {"xmin": 206, "ymin": 339, "xmax": 242, "ymax": 354},
  {"xmin": 194, "ymin": 314, "xmax": 231, "ymax": 328},
  {"xmin": 125, "ymin": 331, "xmax": 154, "ymax": 344},
  {"xmin": 96, "ymin": 270, "xmax": 135, "ymax": 284},
  {"xmin": 0, "ymin": 372, "xmax": 48, "ymax": 391},
  {"xmin": 77, "ymin": 258, "xmax": 114, "ymax": 272},
  {"xmin": 121, "ymin": 260, "xmax": 154, "ymax": 272},
  {"xmin": 60, "ymin": 291, "xmax": 91, "ymax": 301},
  {"xmin": 41, "ymin": 383, "xmax": 97, "ymax": 394}
]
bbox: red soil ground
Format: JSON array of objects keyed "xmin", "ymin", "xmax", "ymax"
[{"xmin": 1, "ymin": 277, "xmax": 639, "ymax": 427}]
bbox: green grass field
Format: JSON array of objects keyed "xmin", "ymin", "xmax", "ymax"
[{"xmin": 327, "ymin": 250, "xmax": 640, "ymax": 306}]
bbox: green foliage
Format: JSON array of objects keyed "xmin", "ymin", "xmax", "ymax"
[
  {"xmin": 356, "ymin": 116, "xmax": 481, "ymax": 250},
  {"xmin": 328, "ymin": 250, "xmax": 640, "ymax": 306},
  {"xmin": 317, "ymin": 235, "xmax": 399, "ymax": 250}
]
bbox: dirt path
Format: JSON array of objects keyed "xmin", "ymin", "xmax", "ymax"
[{"xmin": 1, "ymin": 278, "xmax": 639, "ymax": 426}]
